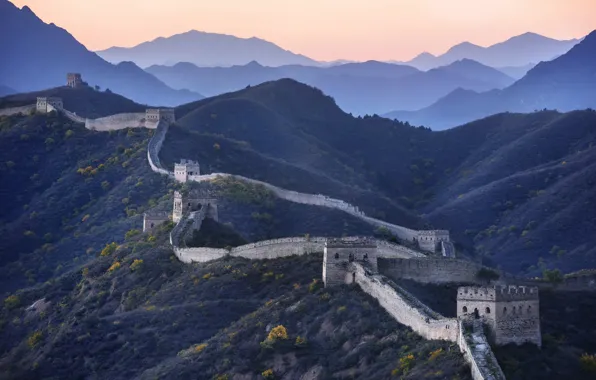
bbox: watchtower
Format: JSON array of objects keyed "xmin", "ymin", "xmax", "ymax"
[
  {"xmin": 143, "ymin": 211, "xmax": 170, "ymax": 233},
  {"xmin": 415, "ymin": 230, "xmax": 450, "ymax": 253},
  {"xmin": 145, "ymin": 108, "xmax": 176, "ymax": 124},
  {"xmin": 36, "ymin": 97, "xmax": 63, "ymax": 113},
  {"xmin": 174, "ymin": 159, "xmax": 201, "ymax": 183},
  {"xmin": 67, "ymin": 73, "xmax": 83, "ymax": 88},
  {"xmin": 323, "ymin": 237, "xmax": 377, "ymax": 287},
  {"xmin": 173, "ymin": 190, "xmax": 218, "ymax": 223},
  {"xmin": 457, "ymin": 285, "xmax": 541, "ymax": 347}
]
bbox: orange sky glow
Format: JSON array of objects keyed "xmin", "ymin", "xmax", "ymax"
[{"xmin": 9, "ymin": 0, "xmax": 596, "ymax": 61}]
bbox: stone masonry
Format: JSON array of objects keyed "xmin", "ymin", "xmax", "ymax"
[
  {"xmin": 323, "ymin": 237, "xmax": 378, "ymax": 287},
  {"xmin": 67, "ymin": 73, "xmax": 83, "ymax": 88},
  {"xmin": 146, "ymin": 108, "xmax": 176, "ymax": 124},
  {"xmin": 36, "ymin": 97, "xmax": 63, "ymax": 113},
  {"xmin": 143, "ymin": 211, "xmax": 170, "ymax": 233},
  {"xmin": 174, "ymin": 159, "xmax": 201, "ymax": 183},
  {"xmin": 457, "ymin": 285, "xmax": 541, "ymax": 347},
  {"xmin": 172, "ymin": 189, "xmax": 218, "ymax": 223}
]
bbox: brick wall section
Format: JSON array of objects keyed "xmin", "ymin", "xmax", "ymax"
[{"xmin": 379, "ymin": 258, "xmax": 485, "ymax": 284}]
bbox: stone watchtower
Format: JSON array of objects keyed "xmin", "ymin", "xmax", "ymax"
[
  {"xmin": 67, "ymin": 73, "xmax": 83, "ymax": 88},
  {"xmin": 36, "ymin": 97, "xmax": 63, "ymax": 113},
  {"xmin": 323, "ymin": 237, "xmax": 377, "ymax": 287},
  {"xmin": 172, "ymin": 190, "xmax": 218, "ymax": 223},
  {"xmin": 457, "ymin": 285, "xmax": 541, "ymax": 347},
  {"xmin": 143, "ymin": 211, "xmax": 170, "ymax": 233},
  {"xmin": 146, "ymin": 108, "xmax": 176, "ymax": 124},
  {"xmin": 174, "ymin": 159, "xmax": 201, "ymax": 183},
  {"xmin": 415, "ymin": 230, "xmax": 450, "ymax": 253}
]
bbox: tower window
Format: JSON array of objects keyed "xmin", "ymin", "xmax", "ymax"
[
  {"xmin": 503, "ymin": 307, "xmax": 507, "ymax": 315},
  {"xmin": 485, "ymin": 307, "xmax": 491, "ymax": 314},
  {"xmin": 462, "ymin": 306, "xmax": 468, "ymax": 313},
  {"xmin": 334, "ymin": 253, "xmax": 339, "ymax": 259}
]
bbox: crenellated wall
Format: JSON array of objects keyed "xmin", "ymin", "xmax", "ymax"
[
  {"xmin": 85, "ymin": 112, "xmax": 148, "ymax": 131},
  {"xmin": 352, "ymin": 262, "xmax": 460, "ymax": 341},
  {"xmin": 379, "ymin": 257, "xmax": 486, "ymax": 284},
  {"xmin": 0, "ymin": 105, "xmax": 36, "ymax": 117},
  {"xmin": 147, "ymin": 121, "xmax": 172, "ymax": 177}
]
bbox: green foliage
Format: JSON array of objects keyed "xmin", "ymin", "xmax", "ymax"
[
  {"xmin": 4, "ymin": 295, "xmax": 20, "ymax": 310},
  {"xmin": 476, "ymin": 268, "xmax": 500, "ymax": 282},
  {"xmin": 100, "ymin": 242, "xmax": 118, "ymax": 257},
  {"xmin": 580, "ymin": 353, "xmax": 596, "ymax": 374},
  {"xmin": 261, "ymin": 369, "xmax": 274, "ymax": 379},
  {"xmin": 125, "ymin": 229, "xmax": 141, "ymax": 240},
  {"xmin": 129, "ymin": 259, "xmax": 144, "ymax": 271},
  {"xmin": 27, "ymin": 331, "xmax": 43, "ymax": 348},
  {"xmin": 543, "ymin": 268, "xmax": 563, "ymax": 284}
]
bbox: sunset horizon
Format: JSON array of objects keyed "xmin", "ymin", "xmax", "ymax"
[{"xmin": 8, "ymin": 0, "xmax": 595, "ymax": 61}]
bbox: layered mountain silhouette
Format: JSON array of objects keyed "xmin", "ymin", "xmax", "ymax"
[
  {"xmin": 405, "ymin": 32, "xmax": 580, "ymax": 70},
  {"xmin": 0, "ymin": 0, "xmax": 203, "ymax": 106},
  {"xmin": 97, "ymin": 30, "xmax": 319, "ymax": 68},
  {"xmin": 386, "ymin": 30, "xmax": 596, "ymax": 130},
  {"xmin": 495, "ymin": 62, "xmax": 537, "ymax": 80},
  {"xmin": 147, "ymin": 59, "xmax": 513, "ymax": 115}
]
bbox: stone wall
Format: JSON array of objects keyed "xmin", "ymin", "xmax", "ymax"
[
  {"xmin": 379, "ymin": 258, "xmax": 484, "ymax": 284},
  {"xmin": 231, "ymin": 237, "xmax": 325, "ymax": 260},
  {"xmin": 352, "ymin": 263, "xmax": 460, "ymax": 341},
  {"xmin": 85, "ymin": 112, "xmax": 147, "ymax": 131},
  {"xmin": 458, "ymin": 319, "xmax": 506, "ymax": 380},
  {"xmin": 376, "ymin": 240, "xmax": 426, "ymax": 259},
  {"xmin": 0, "ymin": 105, "xmax": 35, "ymax": 117},
  {"xmin": 147, "ymin": 121, "xmax": 171, "ymax": 176}
]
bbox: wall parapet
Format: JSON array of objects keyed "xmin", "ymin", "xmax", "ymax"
[{"xmin": 458, "ymin": 318, "xmax": 506, "ymax": 380}]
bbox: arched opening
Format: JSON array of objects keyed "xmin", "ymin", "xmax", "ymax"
[
  {"xmin": 528, "ymin": 305, "xmax": 532, "ymax": 313},
  {"xmin": 363, "ymin": 253, "xmax": 368, "ymax": 261},
  {"xmin": 352, "ymin": 272, "xmax": 356, "ymax": 283},
  {"xmin": 503, "ymin": 307, "xmax": 507, "ymax": 315},
  {"xmin": 485, "ymin": 307, "xmax": 491, "ymax": 314},
  {"xmin": 150, "ymin": 223, "xmax": 154, "ymax": 228},
  {"xmin": 348, "ymin": 253, "xmax": 354, "ymax": 262},
  {"xmin": 462, "ymin": 306, "xmax": 468, "ymax": 313},
  {"xmin": 473, "ymin": 308, "xmax": 479, "ymax": 319},
  {"xmin": 334, "ymin": 252, "xmax": 339, "ymax": 259}
]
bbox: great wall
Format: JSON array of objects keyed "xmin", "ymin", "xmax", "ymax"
[{"xmin": 3, "ymin": 79, "xmax": 564, "ymax": 380}]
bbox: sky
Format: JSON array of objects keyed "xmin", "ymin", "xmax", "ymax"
[{"xmin": 9, "ymin": 0, "xmax": 596, "ymax": 61}]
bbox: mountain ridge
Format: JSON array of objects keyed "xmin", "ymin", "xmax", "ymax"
[
  {"xmin": 385, "ymin": 30, "xmax": 596, "ymax": 130},
  {"xmin": 0, "ymin": 0, "xmax": 203, "ymax": 106},
  {"xmin": 97, "ymin": 29, "xmax": 319, "ymax": 68}
]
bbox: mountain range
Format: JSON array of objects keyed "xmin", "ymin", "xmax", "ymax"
[
  {"xmin": 97, "ymin": 30, "xmax": 319, "ymax": 68},
  {"xmin": 0, "ymin": 0, "xmax": 203, "ymax": 106},
  {"xmin": 385, "ymin": 30, "xmax": 596, "ymax": 130},
  {"xmin": 403, "ymin": 32, "xmax": 580, "ymax": 70},
  {"xmin": 97, "ymin": 29, "xmax": 579, "ymax": 73},
  {"xmin": 147, "ymin": 58, "xmax": 514, "ymax": 115}
]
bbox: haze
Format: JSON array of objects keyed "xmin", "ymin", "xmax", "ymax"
[{"xmin": 9, "ymin": 0, "xmax": 596, "ymax": 61}]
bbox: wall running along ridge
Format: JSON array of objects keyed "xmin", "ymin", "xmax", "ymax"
[
  {"xmin": 0, "ymin": 105, "xmax": 36, "ymax": 117},
  {"xmin": 352, "ymin": 263, "xmax": 505, "ymax": 380}
]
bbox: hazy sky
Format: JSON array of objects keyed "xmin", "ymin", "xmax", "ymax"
[{"xmin": 10, "ymin": 0, "xmax": 596, "ymax": 61}]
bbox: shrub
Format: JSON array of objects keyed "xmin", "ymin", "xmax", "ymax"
[
  {"xmin": 580, "ymin": 353, "xmax": 596, "ymax": 374},
  {"xmin": 100, "ymin": 242, "xmax": 118, "ymax": 256},
  {"xmin": 308, "ymin": 279, "xmax": 320, "ymax": 293},
  {"xmin": 476, "ymin": 268, "xmax": 500, "ymax": 282},
  {"xmin": 4, "ymin": 295, "xmax": 20, "ymax": 309},
  {"xmin": 295, "ymin": 336, "xmax": 307, "ymax": 347},
  {"xmin": 107, "ymin": 261, "xmax": 121, "ymax": 272},
  {"xmin": 130, "ymin": 259, "xmax": 143, "ymax": 271},
  {"xmin": 262, "ymin": 369, "xmax": 274, "ymax": 379},
  {"xmin": 428, "ymin": 348, "xmax": 443, "ymax": 361},
  {"xmin": 28, "ymin": 330, "xmax": 43, "ymax": 348},
  {"xmin": 392, "ymin": 354, "xmax": 415, "ymax": 376},
  {"xmin": 193, "ymin": 343, "xmax": 208, "ymax": 353},
  {"xmin": 543, "ymin": 268, "xmax": 563, "ymax": 284},
  {"xmin": 267, "ymin": 325, "xmax": 288, "ymax": 342},
  {"xmin": 125, "ymin": 229, "xmax": 141, "ymax": 240}
]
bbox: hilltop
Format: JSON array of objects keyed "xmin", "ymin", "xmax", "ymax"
[
  {"xmin": 97, "ymin": 30, "xmax": 319, "ymax": 68},
  {"xmin": 0, "ymin": 0, "xmax": 203, "ymax": 106}
]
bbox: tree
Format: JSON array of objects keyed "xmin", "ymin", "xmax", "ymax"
[
  {"xmin": 94, "ymin": 85, "xmax": 101, "ymax": 91},
  {"xmin": 543, "ymin": 268, "xmax": 563, "ymax": 284}
]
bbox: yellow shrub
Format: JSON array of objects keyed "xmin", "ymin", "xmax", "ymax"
[
  {"xmin": 194, "ymin": 343, "xmax": 208, "ymax": 353},
  {"xmin": 27, "ymin": 330, "xmax": 43, "ymax": 348},
  {"xmin": 107, "ymin": 261, "xmax": 121, "ymax": 272},
  {"xmin": 267, "ymin": 325, "xmax": 288, "ymax": 342},
  {"xmin": 4, "ymin": 295, "xmax": 20, "ymax": 309},
  {"xmin": 262, "ymin": 369, "xmax": 274, "ymax": 379},
  {"xmin": 130, "ymin": 259, "xmax": 143, "ymax": 271},
  {"xmin": 428, "ymin": 348, "xmax": 443, "ymax": 361}
]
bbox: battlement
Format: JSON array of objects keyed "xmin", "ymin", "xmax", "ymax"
[
  {"xmin": 146, "ymin": 108, "xmax": 176, "ymax": 124},
  {"xmin": 36, "ymin": 97, "xmax": 63, "ymax": 113},
  {"xmin": 417, "ymin": 230, "xmax": 449, "ymax": 237},
  {"xmin": 325, "ymin": 236, "xmax": 377, "ymax": 248},
  {"xmin": 457, "ymin": 285, "xmax": 539, "ymax": 302},
  {"xmin": 174, "ymin": 159, "xmax": 200, "ymax": 183}
]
